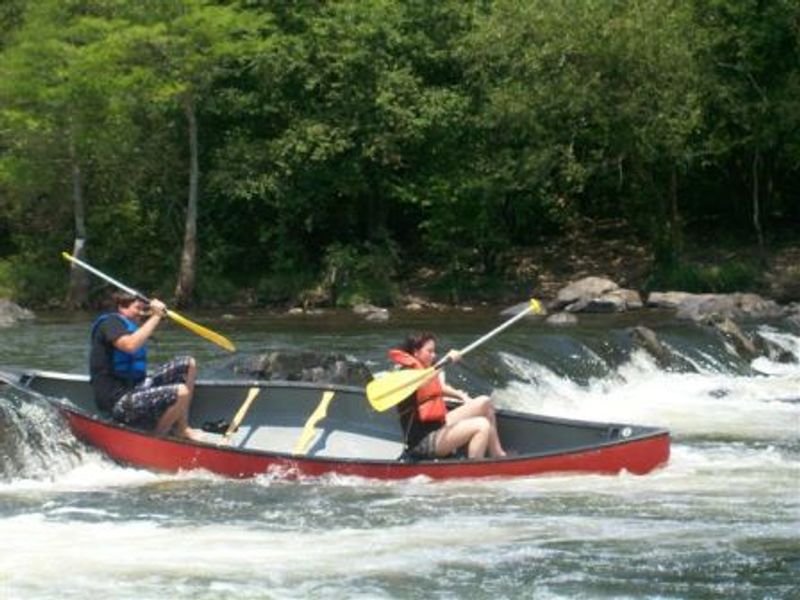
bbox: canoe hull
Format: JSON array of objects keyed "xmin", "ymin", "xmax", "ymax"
[
  {"xmin": 9, "ymin": 369, "xmax": 671, "ymax": 480},
  {"xmin": 62, "ymin": 407, "xmax": 669, "ymax": 479}
]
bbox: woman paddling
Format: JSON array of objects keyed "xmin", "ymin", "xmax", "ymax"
[{"xmin": 389, "ymin": 331, "xmax": 506, "ymax": 460}]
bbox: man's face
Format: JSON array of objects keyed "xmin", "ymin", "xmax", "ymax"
[{"xmin": 119, "ymin": 299, "xmax": 147, "ymax": 321}]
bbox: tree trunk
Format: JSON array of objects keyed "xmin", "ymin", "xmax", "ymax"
[
  {"xmin": 174, "ymin": 95, "xmax": 199, "ymax": 307},
  {"xmin": 66, "ymin": 131, "xmax": 89, "ymax": 308},
  {"xmin": 752, "ymin": 149, "xmax": 766, "ymax": 263},
  {"xmin": 669, "ymin": 166, "xmax": 681, "ymax": 260}
]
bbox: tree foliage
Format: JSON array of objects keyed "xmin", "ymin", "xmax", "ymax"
[{"xmin": 0, "ymin": 0, "xmax": 797, "ymax": 306}]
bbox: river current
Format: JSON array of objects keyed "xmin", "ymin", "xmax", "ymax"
[{"xmin": 0, "ymin": 309, "xmax": 798, "ymax": 599}]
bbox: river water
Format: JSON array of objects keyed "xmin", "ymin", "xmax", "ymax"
[{"xmin": 0, "ymin": 308, "xmax": 798, "ymax": 599}]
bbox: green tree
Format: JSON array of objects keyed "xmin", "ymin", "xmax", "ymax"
[
  {"xmin": 691, "ymin": 0, "xmax": 800, "ymax": 257},
  {"xmin": 0, "ymin": 1, "xmax": 132, "ymax": 305},
  {"xmin": 460, "ymin": 0, "xmax": 703, "ymax": 270},
  {"xmin": 103, "ymin": 0, "xmax": 270, "ymax": 306}
]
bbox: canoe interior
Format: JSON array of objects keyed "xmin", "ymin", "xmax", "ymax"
[{"xmin": 15, "ymin": 370, "xmax": 666, "ymax": 462}]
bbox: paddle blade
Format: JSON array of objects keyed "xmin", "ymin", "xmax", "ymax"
[
  {"xmin": 166, "ymin": 309, "xmax": 236, "ymax": 352},
  {"xmin": 293, "ymin": 391, "xmax": 335, "ymax": 455},
  {"xmin": 366, "ymin": 367, "xmax": 438, "ymax": 412}
]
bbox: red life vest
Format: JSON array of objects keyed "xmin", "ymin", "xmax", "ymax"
[{"xmin": 387, "ymin": 349, "xmax": 448, "ymax": 424}]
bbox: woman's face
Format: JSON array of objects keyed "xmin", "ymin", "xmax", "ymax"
[{"xmin": 414, "ymin": 339, "xmax": 436, "ymax": 367}]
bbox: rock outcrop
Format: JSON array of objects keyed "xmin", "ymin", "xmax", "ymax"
[
  {"xmin": 230, "ymin": 351, "xmax": 373, "ymax": 386},
  {"xmin": 647, "ymin": 292, "xmax": 784, "ymax": 322},
  {"xmin": 0, "ymin": 299, "xmax": 34, "ymax": 328},
  {"xmin": 551, "ymin": 277, "xmax": 643, "ymax": 313}
]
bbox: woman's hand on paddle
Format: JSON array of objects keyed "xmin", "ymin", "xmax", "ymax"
[{"xmin": 445, "ymin": 349, "xmax": 462, "ymax": 363}]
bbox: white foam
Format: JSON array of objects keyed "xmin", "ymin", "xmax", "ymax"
[{"xmin": 495, "ymin": 349, "xmax": 800, "ymax": 440}]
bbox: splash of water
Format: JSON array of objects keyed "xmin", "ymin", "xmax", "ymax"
[{"xmin": 0, "ymin": 389, "xmax": 85, "ymax": 481}]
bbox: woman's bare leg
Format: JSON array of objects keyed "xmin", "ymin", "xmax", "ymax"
[
  {"xmin": 446, "ymin": 396, "xmax": 506, "ymax": 457},
  {"xmin": 435, "ymin": 416, "xmax": 491, "ymax": 458}
]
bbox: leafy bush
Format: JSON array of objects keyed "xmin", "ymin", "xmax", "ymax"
[
  {"xmin": 0, "ymin": 259, "xmax": 14, "ymax": 298},
  {"xmin": 315, "ymin": 241, "xmax": 400, "ymax": 308},
  {"xmin": 647, "ymin": 260, "xmax": 762, "ymax": 293},
  {"xmin": 255, "ymin": 270, "xmax": 318, "ymax": 306},
  {"xmin": 5, "ymin": 256, "xmax": 67, "ymax": 305}
]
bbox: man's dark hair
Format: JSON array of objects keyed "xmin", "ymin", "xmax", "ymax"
[
  {"xmin": 111, "ymin": 290, "xmax": 138, "ymax": 308},
  {"xmin": 401, "ymin": 332, "xmax": 436, "ymax": 354}
]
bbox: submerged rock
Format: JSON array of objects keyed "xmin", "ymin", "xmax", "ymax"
[
  {"xmin": 630, "ymin": 325, "xmax": 673, "ymax": 367},
  {"xmin": 706, "ymin": 316, "xmax": 758, "ymax": 359},
  {"xmin": 546, "ymin": 312, "xmax": 578, "ymax": 326},
  {"xmin": 230, "ymin": 350, "xmax": 373, "ymax": 386}
]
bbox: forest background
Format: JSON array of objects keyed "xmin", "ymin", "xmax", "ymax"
[{"xmin": 0, "ymin": 0, "xmax": 798, "ymax": 310}]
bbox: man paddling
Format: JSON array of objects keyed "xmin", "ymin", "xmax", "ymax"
[{"xmin": 89, "ymin": 291, "xmax": 203, "ymax": 440}]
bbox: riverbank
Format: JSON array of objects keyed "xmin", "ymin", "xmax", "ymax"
[{"xmin": 397, "ymin": 220, "xmax": 800, "ymax": 309}]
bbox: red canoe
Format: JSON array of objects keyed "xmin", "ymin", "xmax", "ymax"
[{"xmin": 5, "ymin": 369, "xmax": 670, "ymax": 480}]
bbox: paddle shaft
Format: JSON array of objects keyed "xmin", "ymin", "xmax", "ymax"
[
  {"xmin": 366, "ymin": 298, "xmax": 541, "ymax": 411},
  {"xmin": 62, "ymin": 252, "xmax": 236, "ymax": 352},
  {"xmin": 435, "ymin": 300, "xmax": 539, "ymax": 369},
  {"xmin": 63, "ymin": 252, "xmax": 148, "ymax": 302}
]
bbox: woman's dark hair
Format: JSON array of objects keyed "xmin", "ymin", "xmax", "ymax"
[{"xmin": 401, "ymin": 331, "xmax": 437, "ymax": 354}]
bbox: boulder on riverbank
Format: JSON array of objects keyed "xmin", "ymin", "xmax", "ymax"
[
  {"xmin": 0, "ymin": 299, "xmax": 34, "ymax": 328},
  {"xmin": 352, "ymin": 303, "xmax": 389, "ymax": 322},
  {"xmin": 550, "ymin": 276, "xmax": 643, "ymax": 313},
  {"xmin": 648, "ymin": 291, "xmax": 784, "ymax": 322}
]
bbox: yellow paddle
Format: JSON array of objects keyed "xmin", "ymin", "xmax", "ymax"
[
  {"xmin": 292, "ymin": 390, "xmax": 335, "ymax": 455},
  {"xmin": 366, "ymin": 298, "xmax": 543, "ymax": 411},
  {"xmin": 224, "ymin": 387, "xmax": 261, "ymax": 439},
  {"xmin": 62, "ymin": 251, "xmax": 236, "ymax": 352}
]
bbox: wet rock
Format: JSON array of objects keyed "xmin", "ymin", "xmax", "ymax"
[
  {"xmin": 646, "ymin": 291, "xmax": 694, "ymax": 309},
  {"xmin": 754, "ymin": 332, "xmax": 797, "ymax": 364},
  {"xmin": 630, "ymin": 325, "xmax": 673, "ymax": 366},
  {"xmin": 353, "ymin": 303, "xmax": 389, "ymax": 322},
  {"xmin": 706, "ymin": 316, "xmax": 757, "ymax": 358},
  {"xmin": 787, "ymin": 303, "xmax": 800, "ymax": 328},
  {"xmin": 231, "ymin": 351, "xmax": 373, "ymax": 386},
  {"xmin": 0, "ymin": 299, "xmax": 35, "ymax": 328},
  {"xmin": 546, "ymin": 312, "xmax": 578, "ymax": 326}
]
